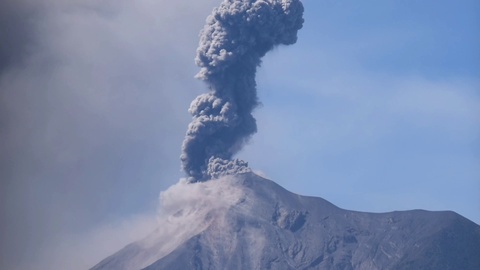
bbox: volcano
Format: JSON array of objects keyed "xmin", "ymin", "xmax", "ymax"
[{"xmin": 91, "ymin": 173, "xmax": 480, "ymax": 270}]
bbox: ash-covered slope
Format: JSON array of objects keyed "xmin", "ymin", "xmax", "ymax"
[{"xmin": 92, "ymin": 173, "xmax": 480, "ymax": 270}]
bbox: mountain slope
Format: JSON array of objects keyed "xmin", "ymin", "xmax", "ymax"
[{"xmin": 91, "ymin": 173, "xmax": 480, "ymax": 270}]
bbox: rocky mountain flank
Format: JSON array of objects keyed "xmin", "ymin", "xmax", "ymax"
[{"xmin": 92, "ymin": 173, "xmax": 480, "ymax": 270}]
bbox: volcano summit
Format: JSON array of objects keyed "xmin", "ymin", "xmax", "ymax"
[
  {"xmin": 92, "ymin": 1, "xmax": 480, "ymax": 269},
  {"xmin": 92, "ymin": 173, "xmax": 480, "ymax": 270}
]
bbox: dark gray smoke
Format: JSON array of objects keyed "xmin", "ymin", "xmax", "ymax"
[{"xmin": 181, "ymin": 0, "xmax": 304, "ymax": 182}]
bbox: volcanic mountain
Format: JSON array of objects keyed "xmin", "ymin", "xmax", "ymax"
[{"xmin": 91, "ymin": 173, "xmax": 480, "ymax": 270}]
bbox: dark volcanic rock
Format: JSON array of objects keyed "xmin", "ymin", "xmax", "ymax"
[{"xmin": 92, "ymin": 173, "xmax": 480, "ymax": 270}]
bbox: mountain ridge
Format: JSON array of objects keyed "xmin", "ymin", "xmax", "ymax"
[{"xmin": 92, "ymin": 173, "xmax": 480, "ymax": 270}]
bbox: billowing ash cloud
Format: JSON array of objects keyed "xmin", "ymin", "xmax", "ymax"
[{"xmin": 181, "ymin": 0, "xmax": 304, "ymax": 182}]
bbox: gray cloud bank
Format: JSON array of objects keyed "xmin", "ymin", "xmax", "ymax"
[{"xmin": 0, "ymin": 0, "xmax": 219, "ymax": 269}]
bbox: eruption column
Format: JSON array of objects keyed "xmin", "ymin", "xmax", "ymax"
[{"xmin": 181, "ymin": 0, "xmax": 304, "ymax": 182}]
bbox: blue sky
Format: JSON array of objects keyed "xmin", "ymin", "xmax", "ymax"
[
  {"xmin": 242, "ymin": 0, "xmax": 480, "ymax": 222},
  {"xmin": 0, "ymin": 0, "xmax": 478, "ymax": 269}
]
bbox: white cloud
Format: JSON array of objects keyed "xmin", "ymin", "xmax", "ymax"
[
  {"xmin": 0, "ymin": 0, "xmax": 220, "ymax": 269},
  {"xmin": 29, "ymin": 213, "xmax": 158, "ymax": 270},
  {"xmin": 18, "ymin": 176, "xmax": 248, "ymax": 270}
]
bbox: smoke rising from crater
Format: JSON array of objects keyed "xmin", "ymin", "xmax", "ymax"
[{"xmin": 181, "ymin": 0, "xmax": 304, "ymax": 182}]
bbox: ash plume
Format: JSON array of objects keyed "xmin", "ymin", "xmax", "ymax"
[{"xmin": 181, "ymin": 0, "xmax": 304, "ymax": 182}]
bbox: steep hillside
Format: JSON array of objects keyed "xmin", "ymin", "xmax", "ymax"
[{"xmin": 92, "ymin": 173, "xmax": 480, "ymax": 270}]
